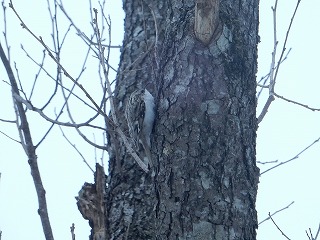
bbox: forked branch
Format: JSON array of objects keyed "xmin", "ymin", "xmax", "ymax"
[
  {"xmin": 92, "ymin": 8, "xmax": 149, "ymax": 172},
  {"xmin": 0, "ymin": 42, "xmax": 54, "ymax": 240},
  {"xmin": 257, "ymin": 0, "xmax": 306, "ymax": 123}
]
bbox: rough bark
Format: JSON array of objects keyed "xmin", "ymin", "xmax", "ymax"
[
  {"xmin": 106, "ymin": 0, "xmax": 260, "ymax": 239},
  {"xmin": 76, "ymin": 164, "xmax": 106, "ymax": 240}
]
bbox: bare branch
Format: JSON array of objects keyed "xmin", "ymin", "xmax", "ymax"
[
  {"xmin": 269, "ymin": 212, "xmax": 291, "ymax": 240},
  {"xmin": 273, "ymin": 0, "xmax": 301, "ymax": 83},
  {"xmin": 257, "ymin": 48, "xmax": 291, "ymax": 97},
  {"xmin": 0, "ymin": 118, "xmax": 15, "ymax": 123},
  {"xmin": 70, "ymin": 223, "xmax": 75, "ymax": 240},
  {"xmin": 315, "ymin": 224, "xmax": 320, "ymax": 240},
  {"xmin": 0, "ymin": 42, "xmax": 54, "ymax": 240},
  {"xmin": 9, "ymin": 1, "xmax": 105, "ymax": 117},
  {"xmin": 58, "ymin": 70, "xmax": 108, "ymax": 150},
  {"xmin": 20, "ymin": 44, "xmax": 98, "ymax": 113},
  {"xmin": 257, "ymin": 159, "xmax": 278, "ymax": 165},
  {"xmin": 93, "ymin": 8, "xmax": 149, "ymax": 172},
  {"xmin": 58, "ymin": 1, "xmax": 120, "ymax": 49},
  {"xmin": 0, "ymin": 130, "xmax": 20, "ymax": 143},
  {"xmin": 28, "ymin": 49, "xmax": 46, "ymax": 101},
  {"xmin": 306, "ymin": 224, "xmax": 320, "ymax": 240},
  {"xmin": 260, "ymin": 137, "xmax": 320, "ymax": 175},
  {"xmin": 257, "ymin": 94, "xmax": 275, "ymax": 123},
  {"xmin": 257, "ymin": 0, "xmax": 278, "ymax": 123},
  {"xmin": 259, "ymin": 201, "xmax": 294, "ymax": 225},
  {"xmin": 12, "ymin": 91, "xmax": 105, "ymax": 131},
  {"xmin": 20, "ymin": 43, "xmax": 60, "ymax": 111},
  {"xmin": 257, "ymin": 0, "xmax": 301, "ymax": 123},
  {"xmin": 274, "ymin": 92, "xmax": 320, "ymax": 111},
  {"xmin": 1, "ymin": 0, "xmax": 10, "ymax": 62},
  {"xmin": 57, "ymin": 121, "xmax": 94, "ymax": 173}
]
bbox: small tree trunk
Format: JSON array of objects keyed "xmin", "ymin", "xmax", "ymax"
[{"xmin": 106, "ymin": 0, "xmax": 260, "ymax": 239}]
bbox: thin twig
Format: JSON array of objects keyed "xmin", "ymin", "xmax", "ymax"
[
  {"xmin": 257, "ymin": 0, "xmax": 278, "ymax": 123},
  {"xmin": 93, "ymin": 8, "xmax": 149, "ymax": 172},
  {"xmin": 59, "ymin": 1, "xmax": 120, "ymax": 49},
  {"xmin": 28, "ymin": 49, "xmax": 46, "ymax": 101},
  {"xmin": 70, "ymin": 223, "xmax": 76, "ymax": 240},
  {"xmin": 257, "ymin": 0, "xmax": 301, "ymax": 123},
  {"xmin": 59, "ymin": 79, "xmax": 108, "ymax": 150},
  {"xmin": 0, "ymin": 130, "xmax": 21, "ymax": 143},
  {"xmin": 56, "ymin": 121, "xmax": 94, "ymax": 173},
  {"xmin": 307, "ymin": 228, "xmax": 314, "ymax": 240},
  {"xmin": 20, "ymin": 44, "xmax": 97, "ymax": 112},
  {"xmin": 0, "ymin": 118, "xmax": 15, "ymax": 123},
  {"xmin": 257, "ymin": 48, "xmax": 291, "ymax": 97},
  {"xmin": 269, "ymin": 212, "xmax": 291, "ymax": 240},
  {"xmin": 12, "ymin": 92, "xmax": 104, "ymax": 129},
  {"xmin": 260, "ymin": 137, "xmax": 320, "ymax": 175},
  {"xmin": 273, "ymin": 0, "xmax": 301, "ymax": 82},
  {"xmin": 14, "ymin": 62, "xmax": 29, "ymax": 105},
  {"xmin": 275, "ymin": 92, "xmax": 320, "ymax": 111},
  {"xmin": 100, "ymin": 132, "xmax": 106, "ymax": 167},
  {"xmin": 1, "ymin": 0, "xmax": 10, "ymax": 62},
  {"xmin": 256, "ymin": 159, "xmax": 278, "ymax": 165},
  {"xmin": 0, "ymin": 42, "xmax": 54, "ymax": 240},
  {"xmin": 259, "ymin": 201, "xmax": 294, "ymax": 225},
  {"xmin": 9, "ymin": 1, "xmax": 105, "ymax": 118},
  {"xmin": 315, "ymin": 224, "xmax": 320, "ymax": 240},
  {"xmin": 306, "ymin": 223, "xmax": 320, "ymax": 240}
]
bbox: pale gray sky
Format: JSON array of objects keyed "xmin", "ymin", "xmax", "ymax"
[{"xmin": 1, "ymin": 1, "xmax": 319, "ymax": 239}]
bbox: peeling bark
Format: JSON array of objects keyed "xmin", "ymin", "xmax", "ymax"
[
  {"xmin": 106, "ymin": 0, "xmax": 260, "ymax": 239},
  {"xmin": 194, "ymin": 0, "xmax": 221, "ymax": 45},
  {"xmin": 77, "ymin": 164, "xmax": 106, "ymax": 240}
]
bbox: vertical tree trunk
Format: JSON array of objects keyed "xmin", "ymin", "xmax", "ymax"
[{"xmin": 106, "ymin": 0, "xmax": 260, "ymax": 239}]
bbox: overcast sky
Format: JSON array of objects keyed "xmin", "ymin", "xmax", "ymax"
[{"xmin": 1, "ymin": 0, "xmax": 320, "ymax": 240}]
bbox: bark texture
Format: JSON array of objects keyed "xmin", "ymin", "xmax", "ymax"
[
  {"xmin": 77, "ymin": 164, "xmax": 106, "ymax": 240},
  {"xmin": 106, "ymin": 0, "xmax": 260, "ymax": 239}
]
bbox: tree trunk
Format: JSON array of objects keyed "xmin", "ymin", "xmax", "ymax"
[{"xmin": 106, "ymin": 0, "xmax": 260, "ymax": 239}]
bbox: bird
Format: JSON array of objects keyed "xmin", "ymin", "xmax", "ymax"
[{"xmin": 125, "ymin": 88, "xmax": 155, "ymax": 168}]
